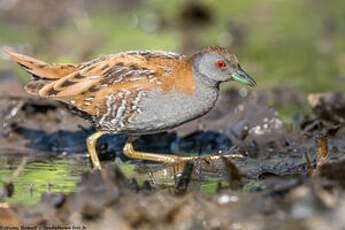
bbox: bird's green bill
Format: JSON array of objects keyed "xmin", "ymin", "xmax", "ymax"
[{"xmin": 232, "ymin": 66, "xmax": 256, "ymax": 87}]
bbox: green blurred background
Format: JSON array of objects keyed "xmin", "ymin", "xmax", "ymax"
[{"xmin": 1, "ymin": 0, "xmax": 345, "ymax": 92}]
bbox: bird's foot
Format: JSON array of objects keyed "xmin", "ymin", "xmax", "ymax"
[{"xmin": 163, "ymin": 153, "xmax": 245, "ymax": 176}]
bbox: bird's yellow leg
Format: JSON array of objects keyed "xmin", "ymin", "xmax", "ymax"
[
  {"xmin": 86, "ymin": 131, "xmax": 107, "ymax": 170},
  {"xmin": 123, "ymin": 137, "xmax": 244, "ymax": 175}
]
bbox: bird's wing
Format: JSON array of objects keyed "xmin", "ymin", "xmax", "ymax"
[{"xmin": 34, "ymin": 51, "xmax": 195, "ymax": 116}]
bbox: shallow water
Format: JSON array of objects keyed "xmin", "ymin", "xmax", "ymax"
[
  {"xmin": 0, "ymin": 151, "xmax": 230, "ymax": 205},
  {"xmin": 0, "ymin": 152, "xmax": 90, "ymax": 205},
  {"xmin": 0, "ymin": 151, "xmax": 180, "ymax": 205}
]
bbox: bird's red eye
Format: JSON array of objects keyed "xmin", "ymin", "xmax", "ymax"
[{"xmin": 216, "ymin": 60, "xmax": 226, "ymax": 69}]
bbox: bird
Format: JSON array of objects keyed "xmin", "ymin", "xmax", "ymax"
[{"xmin": 4, "ymin": 47, "xmax": 256, "ymax": 173}]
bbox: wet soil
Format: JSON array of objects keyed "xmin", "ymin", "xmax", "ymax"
[{"xmin": 1, "ymin": 70, "xmax": 345, "ymax": 229}]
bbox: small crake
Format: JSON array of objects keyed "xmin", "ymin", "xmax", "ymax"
[{"xmin": 4, "ymin": 47, "xmax": 256, "ymax": 174}]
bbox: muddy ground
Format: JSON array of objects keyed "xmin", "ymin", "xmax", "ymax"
[{"xmin": 1, "ymin": 70, "xmax": 345, "ymax": 229}]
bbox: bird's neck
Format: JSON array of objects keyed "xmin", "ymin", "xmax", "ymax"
[{"xmin": 192, "ymin": 74, "xmax": 219, "ymax": 113}]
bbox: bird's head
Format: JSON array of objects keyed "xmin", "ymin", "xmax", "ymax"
[{"xmin": 192, "ymin": 47, "xmax": 256, "ymax": 87}]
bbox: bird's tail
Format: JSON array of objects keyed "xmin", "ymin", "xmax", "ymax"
[{"xmin": 3, "ymin": 49, "xmax": 78, "ymax": 96}]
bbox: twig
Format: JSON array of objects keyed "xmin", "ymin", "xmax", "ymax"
[
  {"xmin": 315, "ymin": 135, "xmax": 329, "ymax": 168},
  {"xmin": 9, "ymin": 157, "xmax": 28, "ymax": 183},
  {"xmin": 304, "ymin": 153, "xmax": 314, "ymax": 176},
  {"xmin": 221, "ymin": 156, "xmax": 242, "ymax": 190}
]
